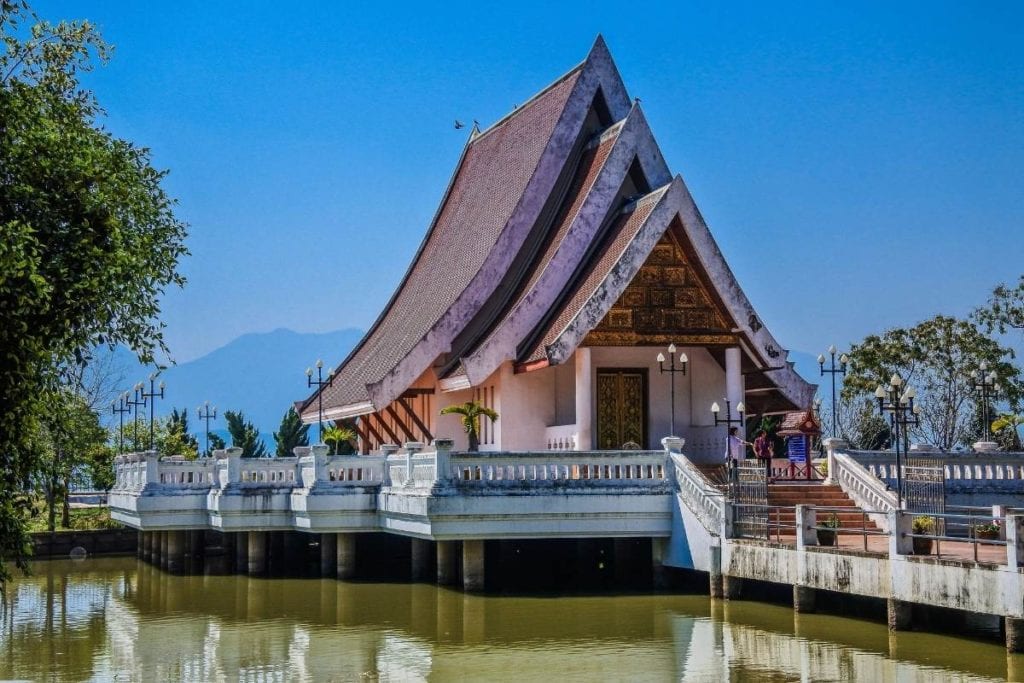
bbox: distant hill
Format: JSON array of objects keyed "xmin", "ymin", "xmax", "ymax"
[{"xmin": 109, "ymin": 328, "xmax": 364, "ymax": 438}]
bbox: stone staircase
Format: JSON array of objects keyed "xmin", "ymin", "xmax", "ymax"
[{"xmin": 767, "ymin": 483, "xmax": 879, "ymax": 532}]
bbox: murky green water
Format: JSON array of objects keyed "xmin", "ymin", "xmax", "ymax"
[{"xmin": 0, "ymin": 557, "xmax": 1019, "ymax": 682}]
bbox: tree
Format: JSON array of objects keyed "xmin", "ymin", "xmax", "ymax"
[
  {"xmin": 440, "ymin": 401, "xmax": 498, "ymax": 452},
  {"xmin": 843, "ymin": 315, "xmax": 1021, "ymax": 451},
  {"xmin": 992, "ymin": 414, "xmax": 1024, "ymax": 451},
  {"xmin": 273, "ymin": 407, "xmax": 309, "ymax": 457},
  {"xmin": 322, "ymin": 424, "xmax": 356, "ymax": 456},
  {"xmin": 207, "ymin": 432, "xmax": 226, "ymax": 453},
  {"xmin": 0, "ymin": 4, "xmax": 188, "ymax": 582},
  {"xmin": 818, "ymin": 396, "xmax": 892, "ymax": 450},
  {"xmin": 167, "ymin": 407, "xmax": 198, "ymax": 454},
  {"xmin": 975, "ymin": 275, "xmax": 1024, "ymax": 340},
  {"xmin": 224, "ymin": 410, "xmax": 266, "ymax": 458}
]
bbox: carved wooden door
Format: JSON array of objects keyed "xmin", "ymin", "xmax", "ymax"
[{"xmin": 596, "ymin": 369, "xmax": 648, "ymax": 449}]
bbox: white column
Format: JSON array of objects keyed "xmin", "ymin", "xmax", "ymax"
[
  {"xmin": 575, "ymin": 348, "xmax": 592, "ymax": 451},
  {"xmin": 725, "ymin": 347, "xmax": 743, "ymax": 414}
]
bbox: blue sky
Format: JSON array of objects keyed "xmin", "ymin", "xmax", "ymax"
[{"xmin": 39, "ymin": 1, "xmax": 1024, "ymax": 362}]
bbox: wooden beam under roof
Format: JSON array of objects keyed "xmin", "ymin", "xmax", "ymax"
[
  {"xmin": 372, "ymin": 411, "xmax": 402, "ymax": 446},
  {"xmin": 386, "ymin": 405, "xmax": 417, "ymax": 442},
  {"xmin": 397, "ymin": 397, "xmax": 434, "ymax": 444},
  {"xmin": 401, "ymin": 388, "xmax": 436, "ymax": 397},
  {"xmin": 362, "ymin": 416, "xmax": 385, "ymax": 450}
]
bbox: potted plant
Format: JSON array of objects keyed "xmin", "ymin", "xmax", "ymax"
[
  {"xmin": 817, "ymin": 512, "xmax": 840, "ymax": 546},
  {"xmin": 911, "ymin": 516, "xmax": 934, "ymax": 555},
  {"xmin": 440, "ymin": 401, "xmax": 499, "ymax": 452},
  {"xmin": 975, "ymin": 520, "xmax": 1001, "ymax": 541}
]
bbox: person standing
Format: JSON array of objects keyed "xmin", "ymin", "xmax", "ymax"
[{"xmin": 754, "ymin": 429, "xmax": 774, "ymax": 481}]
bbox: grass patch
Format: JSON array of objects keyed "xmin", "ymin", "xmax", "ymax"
[{"xmin": 25, "ymin": 506, "xmax": 122, "ymax": 533}]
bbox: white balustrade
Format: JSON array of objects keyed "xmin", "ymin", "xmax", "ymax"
[
  {"xmin": 544, "ymin": 424, "xmax": 578, "ymax": 451},
  {"xmin": 448, "ymin": 451, "xmax": 667, "ymax": 485},
  {"xmin": 846, "ymin": 450, "xmax": 1024, "ymax": 486},
  {"xmin": 670, "ymin": 452, "xmax": 724, "ymax": 534}
]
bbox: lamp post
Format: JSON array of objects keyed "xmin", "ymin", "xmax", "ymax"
[
  {"xmin": 197, "ymin": 401, "xmax": 217, "ymax": 457},
  {"xmin": 711, "ymin": 398, "xmax": 745, "ymax": 429},
  {"xmin": 111, "ymin": 392, "xmax": 132, "ymax": 454},
  {"xmin": 140, "ymin": 373, "xmax": 165, "ymax": 451},
  {"xmin": 127, "ymin": 383, "xmax": 147, "ymax": 451},
  {"xmin": 818, "ymin": 345, "xmax": 848, "ymax": 437},
  {"xmin": 875, "ymin": 374, "xmax": 921, "ymax": 509},
  {"xmin": 969, "ymin": 362, "xmax": 1000, "ymax": 441},
  {"xmin": 306, "ymin": 359, "xmax": 333, "ymax": 443},
  {"xmin": 657, "ymin": 343, "xmax": 688, "ymax": 437}
]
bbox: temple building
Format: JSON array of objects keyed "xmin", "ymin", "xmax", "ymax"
[{"xmin": 299, "ymin": 37, "xmax": 814, "ymax": 460}]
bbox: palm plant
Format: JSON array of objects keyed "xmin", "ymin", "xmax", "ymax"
[
  {"xmin": 992, "ymin": 413, "xmax": 1024, "ymax": 451},
  {"xmin": 440, "ymin": 401, "xmax": 498, "ymax": 452},
  {"xmin": 322, "ymin": 425, "xmax": 356, "ymax": 455}
]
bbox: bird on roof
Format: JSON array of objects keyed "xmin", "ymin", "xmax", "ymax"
[{"xmin": 454, "ymin": 120, "xmax": 465, "ymax": 129}]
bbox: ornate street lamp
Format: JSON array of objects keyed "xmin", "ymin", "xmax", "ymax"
[
  {"xmin": 127, "ymin": 383, "xmax": 147, "ymax": 451},
  {"xmin": 818, "ymin": 345, "xmax": 848, "ymax": 437},
  {"xmin": 875, "ymin": 374, "xmax": 922, "ymax": 509},
  {"xmin": 306, "ymin": 359, "xmax": 334, "ymax": 443},
  {"xmin": 711, "ymin": 398, "xmax": 745, "ymax": 429},
  {"xmin": 969, "ymin": 362, "xmax": 1000, "ymax": 441},
  {"xmin": 140, "ymin": 373, "xmax": 165, "ymax": 451},
  {"xmin": 657, "ymin": 343, "xmax": 688, "ymax": 437},
  {"xmin": 197, "ymin": 401, "xmax": 217, "ymax": 457},
  {"xmin": 111, "ymin": 391, "xmax": 132, "ymax": 454}
]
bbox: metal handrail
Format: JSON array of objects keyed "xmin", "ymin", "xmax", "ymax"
[
  {"xmin": 811, "ymin": 504, "xmax": 886, "ymax": 551},
  {"xmin": 899, "ymin": 510, "xmax": 1007, "ymax": 563}
]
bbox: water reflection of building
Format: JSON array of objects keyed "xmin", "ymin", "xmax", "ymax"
[{"xmin": 2, "ymin": 560, "xmax": 1015, "ymax": 681}]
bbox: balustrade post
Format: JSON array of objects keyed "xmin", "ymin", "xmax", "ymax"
[
  {"xmin": 796, "ymin": 505, "xmax": 817, "ymax": 549},
  {"xmin": 294, "ymin": 446, "xmax": 315, "ymax": 487},
  {"xmin": 143, "ymin": 450, "xmax": 159, "ymax": 488},
  {"xmin": 822, "ymin": 438, "xmax": 847, "ymax": 486},
  {"xmin": 720, "ymin": 500, "xmax": 735, "ymax": 539},
  {"xmin": 404, "ymin": 442, "xmax": 424, "ymax": 485},
  {"xmin": 1006, "ymin": 514, "xmax": 1024, "ymax": 568},
  {"xmin": 433, "ymin": 438, "xmax": 454, "ymax": 485},
  {"xmin": 888, "ymin": 511, "xmax": 913, "ymax": 557}
]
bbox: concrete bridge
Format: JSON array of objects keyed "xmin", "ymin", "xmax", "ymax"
[{"xmin": 109, "ymin": 438, "xmax": 1024, "ymax": 650}]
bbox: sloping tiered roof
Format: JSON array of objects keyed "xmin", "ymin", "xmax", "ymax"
[{"xmin": 301, "ymin": 37, "xmax": 815, "ymax": 421}]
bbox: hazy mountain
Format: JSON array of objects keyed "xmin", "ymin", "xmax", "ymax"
[{"xmin": 109, "ymin": 328, "xmax": 364, "ymax": 437}]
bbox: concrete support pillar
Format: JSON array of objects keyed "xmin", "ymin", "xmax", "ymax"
[
  {"xmin": 411, "ymin": 538, "xmax": 432, "ymax": 582},
  {"xmin": 336, "ymin": 533, "xmax": 356, "ymax": 580},
  {"xmin": 793, "ymin": 585, "xmax": 817, "ymax": 613},
  {"xmin": 247, "ymin": 531, "xmax": 267, "ymax": 576},
  {"xmin": 651, "ymin": 537, "xmax": 669, "ymax": 589},
  {"xmin": 137, "ymin": 530, "xmax": 144, "ymax": 559},
  {"xmin": 709, "ymin": 572, "xmax": 724, "ymax": 599},
  {"xmin": 143, "ymin": 531, "xmax": 154, "ymax": 563},
  {"xmin": 188, "ymin": 529, "xmax": 204, "ymax": 574},
  {"xmin": 796, "ymin": 505, "xmax": 817, "ymax": 549},
  {"xmin": 462, "ymin": 540, "xmax": 485, "ymax": 592},
  {"xmin": 887, "ymin": 599, "xmax": 912, "ymax": 631},
  {"xmin": 166, "ymin": 530, "xmax": 186, "ymax": 574},
  {"xmin": 234, "ymin": 532, "xmax": 248, "ymax": 573},
  {"xmin": 725, "ymin": 346, "xmax": 743, "ymax": 416},
  {"xmin": 160, "ymin": 531, "xmax": 169, "ymax": 571},
  {"xmin": 613, "ymin": 539, "xmax": 632, "ymax": 585},
  {"xmin": 575, "ymin": 347, "xmax": 592, "ymax": 450},
  {"xmin": 437, "ymin": 540, "xmax": 459, "ymax": 586},
  {"xmin": 722, "ymin": 575, "xmax": 743, "ymax": 600},
  {"xmin": 1007, "ymin": 617, "xmax": 1024, "ymax": 653},
  {"xmin": 320, "ymin": 533, "xmax": 337, "ymax": 577},
  {"xmin": 464, "ymin": 540, "xmax": 483, "ymax": 593}
]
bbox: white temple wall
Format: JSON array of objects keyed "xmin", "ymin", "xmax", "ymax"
[
  {"xmin": 497, "ymin": 362, "xmax": 556, "ymax": 451},
  {"xmin": 433, "ymin": 368, "xmax": 503, "ymax": 451}
]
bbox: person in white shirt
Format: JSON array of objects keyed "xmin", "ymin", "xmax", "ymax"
[{"xmin": 725, "ymin": 427, "xmax": 749, "ymax": 467}]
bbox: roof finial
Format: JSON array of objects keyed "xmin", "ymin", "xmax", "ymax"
[{"xmin": 470, "ymin": 120, "xmax": 481, "ymax": 139}]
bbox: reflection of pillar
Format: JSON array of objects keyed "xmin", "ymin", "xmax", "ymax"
[
  {"xmin": 463, "ymin": 540, "xmax": 485, "ymax": 592},
  {"xmin": 336, "ymin": 533, "xmax": 356, "ymax": 579},
  {"xmin": 462, "ymin": 594, "xmax": 486, "ymax": 643},
  {"xmin": 247, "ymin": 531, "xmax": 267, "ymax": 576},
  {"xmin": 575, "ymin": 348, "xmax": 593, "ymax": 450},
  {"xmin": 725, "ymin": 347, "xmax": 743, "ymax": 415},
  {"xmin": 411, "ymin": 538, "xmax": 432, "ymax": 581},
  {"xmin": 320, "ymin": 533, "xmax": 337, "ymax": 577},
  {"xmin": 887, "ymin": 599, "xmax": 912, "ymax": 631},
  {"xmin": 437, "ymin": 541, "xmax": 459, "ymax": 586}
]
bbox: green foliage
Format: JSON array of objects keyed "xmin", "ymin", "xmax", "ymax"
[
  {"xmin": 83, "ymin": 442, "xmax": 114, "ymax": 491},
  {"xmin": 912, "ymin": 516, "xmax": 935, "ymax": 534},
  {"xmin": 322, "ymin": 424, "xmax": 356, "ymax": 455},
  {"xmin": 225, "ymin": 410, "xmax": 266, "ymax": 458},
  {"xmin": 843, "ymin": 315, "xmax": 1021, "ymax": 450},
  {"xmin": 0, "ymin": 4, "xmax": 188, "ymax": 583},
  {"xmin": 109, "ymin": 415, "xmax": 197, "ymax": 459},
  {"xmin": 439, "ymin": 401, "xmax": 498, "ymax": 452},
  {"xmin": 207, "ymin": 432, "xmax": 226, "ymax": 453},
  {"xmin": 974, "ymin": 275, "xmax": 1024, "ymax": 339},
  {"xmin": 992, "ymin": 414, "xmax": 1024, "ymax": 451},
  {"xmin": 820, "ymin": 512, "xmax": 841, "ymax": 529},
  {"xmin": 273, "ymin": 407, "xmax": 309, "ymax": 457}
]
